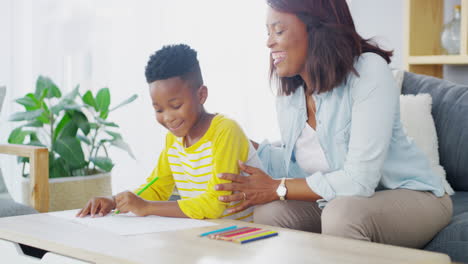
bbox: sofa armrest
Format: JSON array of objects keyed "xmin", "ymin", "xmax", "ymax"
[{"xmin": 0, "ymin": 144, "xmax": 49, "ymax": 212}]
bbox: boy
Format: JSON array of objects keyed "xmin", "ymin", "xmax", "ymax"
[{"xmin": 77, "ymin": 44, "xmax": 260, "ymax": 221}]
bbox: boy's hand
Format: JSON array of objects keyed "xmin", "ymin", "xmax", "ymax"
[
  {"xmin": 114, "ymin": 191, "xmax": 149, "ymax": 216},
  {"xmin": 76, "ymin": 196, "xmax": 116, "ymax": 218}
]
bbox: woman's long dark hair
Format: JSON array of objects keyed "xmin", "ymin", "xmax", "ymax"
[{"xmin": 267, "ymin": 0, "xmax": 393, "ymax": 95}]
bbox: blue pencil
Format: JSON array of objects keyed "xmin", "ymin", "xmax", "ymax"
[
  {"xmin": 239, "ymin": 232, "xmax": 278, "ymax": 244},
  {"xmin": 199, "ymin": 225, "xmax": 238, "ymax": 237}
]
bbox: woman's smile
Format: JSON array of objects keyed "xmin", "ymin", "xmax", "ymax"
[{"xmin": 272, "ymin": 51, "xmax": 287, "ymax": 66}]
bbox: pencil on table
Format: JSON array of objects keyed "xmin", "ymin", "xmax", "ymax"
[{"xmin": 235, "ymin": 231, "xmax": 278, "ymax": 244}]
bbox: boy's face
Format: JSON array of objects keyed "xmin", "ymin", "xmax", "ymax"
[{"xmin": 149, "ymin": 77, "xmax": 207, "ymax": 138}]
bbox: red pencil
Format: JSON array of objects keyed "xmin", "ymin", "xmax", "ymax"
[
  {"xmin": 224, "ymin": 229, "xmax": 266, "ymax": 241},
  {"xmin": 223, "ymin": 227, "xmax": 261, "ymax": 238},
  {"xmin": 208, "ymin": 227, "xmax": 250, "ymax": 239}
]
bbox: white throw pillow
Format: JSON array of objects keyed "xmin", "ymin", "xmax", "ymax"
[
  {"xmin": 399, "ymin": 93, "xmax": 455, "ymax": 195},
  {"xmin": 391, "ymin": 70, "xmax": 454, "ymax": 194}
]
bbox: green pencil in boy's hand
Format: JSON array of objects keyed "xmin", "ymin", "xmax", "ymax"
[{"xmin": 114, "ymin": 176, "xmax": 160, "ymax": 215}]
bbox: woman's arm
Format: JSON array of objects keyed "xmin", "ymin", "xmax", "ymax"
[{"xmin": 216, "ymin": 161, "xmax": 322, "ymax": 214}]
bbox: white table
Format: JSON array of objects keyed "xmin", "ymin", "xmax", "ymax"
[{"xmin": 0, "ymin": 213, "xmax": 452, "ymax": 264}]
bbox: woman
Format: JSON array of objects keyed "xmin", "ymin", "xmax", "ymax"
[{"xmin": 215, "ymin": 0, "xmax": 452, "ymax": 248}]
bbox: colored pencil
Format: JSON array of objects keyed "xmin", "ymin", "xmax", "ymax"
[
  {"xmin": 224, "ymin": 229, "xmax": 266, "ymax": 241},
  {"xmin": 236, "ymin": 230, "xmax": 278, "ymax": 243},
  {"xmin": 114, "ymin": 176, "xmax": 160, "ymax": 215},
  {"xmin": 215, "ymin": 228, "xmax": 262, "ymax": 241},
  {"xmin": 209, "ymin": 227, "xmax": 250, "ymax": 238},
  {"xmin": 199, "ymin": 225, "xmax": 238, "ymax": 237},
  {"xmin": 238, "ymin": 232, "xmax": 278, "ymax": 244},
  {"xmin": 222, "ymin": 227, "xmax": 261, "ymax": 238}
]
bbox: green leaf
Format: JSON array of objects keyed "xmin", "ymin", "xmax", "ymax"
[
  {"xmin": 38, "ymin": 87, "xmax": 49, "ymax": 100},
  {"xmin": 99, "ymin": 110, "xmax": 108, "ymax": 119},
  {"xmin": 8, "ymin": 127, "xmax": 29, "ymax": 144},
  {"xmin": 37, "ymin": 102, "xmax": 51, "ymax": 124},
  {"xmin": 9, "ymin": 109, "xmax": 44, "ymax": 121},
  {"xmin": 51, "ymin": 102, "xmax": 80, "ymax": 114},
  {"xmin": 58, "ymin": 122, "xmax": 78, "ymax": 139},
  {"xmin": 96, "ymin": 117, "xmax": 119, "ymax": 127},
  {"xmin": 25, "ymin": 94, "xmax": 41, "ymax": 110},
  {"xmin": 37, "ymin": 115, "xmax": 50, "ymax": 124},
  {"xmin": 90, "ymin": 156, "xmax": 114, "ymax": 172},
  {"xmin": 51, "ymin": 86, "xmax": 80, "ymax": 114},
  {"xmin": 71, "ymin": 111, "xmax": 90, "ymax": 135},
  {"xmin": 63, "ymin": 104, "xmax": 82, "ymax": 111},
  {"xmin": 53, "ymin": 113, "xmax": 71, "ymax": 141},
  {"xmin": 95, "ymin": 88, "xmax": 110, "ymax": 113},
  {"xmin": 50, "ymin": 104, "xmax": 65, "ymax": 115},
  {"xmin": 77, "ymin": 134, "xmax": 91, "ymax": 145},
  {"xmin": 15, "ymin": 95, "xmax": 38, "ymax": 109},
  {"xmin": 28, "ymin": 132, "xmax": 44, "ymax": 147},
  {"xmin": 111, "ymin": 139, "xmax": 135, "ymax": 159},
  {"xmin": 89, "ymin": 123, "xmax": 98, "ymax": 129},
  {"xmin": 105, "ymin": 130, "xmax": 122, "ymax": 140},
  {"xmin": 55, "ymin": 137, "xmax": 86, "ymax": 170},
  {"xmin": 49, "ymin": 156, "xmax": 70, "ymax": 178},
  {"xmin": 23, "ymin": 120, "xmax": 43, "ymax": 127},
  {"xmin": 110, "ymin": 94, "xmax": 137, "ymax": 112},
  {"xmin": 35, "ymin": 76, "xmax": 61, "ymax": 99},
  {"xmin": 82, "ymin": 91, "xmax": 98, "ymax": 111}
]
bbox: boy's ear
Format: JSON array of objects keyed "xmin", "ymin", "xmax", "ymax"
[{"xmin": 198, "ymin": 85, "xmax": 208, "ymax": 104}]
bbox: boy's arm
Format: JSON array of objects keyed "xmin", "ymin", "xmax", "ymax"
[
  {"xmin": 118, "ymin": 139, "xmax": 187, "ymax": 217},
  {"xmin": 114, "ymin": 192, "xmax": 187, "ymax": 217},
  {"xmin": 136, "ymin": 135, "xmax": 175, "ymax": 201}
]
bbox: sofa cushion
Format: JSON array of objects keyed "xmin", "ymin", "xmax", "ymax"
[
  {"xmin": 425, "ymin": 211, "xmax": 468, "ymax": 263},
  {"xmin": 0, "ymin": 170, "xmax": 8, "ymax": 195},
  {"xmin": 451, "ymin": 192, "xmax": 468, "ymax": 217},
  {"xmin": 0, "ymin": 198, "xmax": 37, "ymax": 217},
  {"xmin": 402, "ymin": 72, "xmax": 468, "ymax": 191}
]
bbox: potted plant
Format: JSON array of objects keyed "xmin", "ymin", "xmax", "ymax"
[{"xmin": 8, "ymin": 76, "xmax": 137, "ymax": 211}]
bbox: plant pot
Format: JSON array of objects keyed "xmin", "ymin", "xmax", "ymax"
[{"xmin": 21, "ymin": 171, "xmax": 112, "ymax": 212}]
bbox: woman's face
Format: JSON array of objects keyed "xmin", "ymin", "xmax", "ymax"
[{"xmin": 266, "ymin": 7, "xmax": 309, "ymax": 78}]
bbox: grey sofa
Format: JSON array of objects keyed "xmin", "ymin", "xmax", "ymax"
[{"xmin": 402, "ymin": 72, "xmax": 468, "ymax": 263}]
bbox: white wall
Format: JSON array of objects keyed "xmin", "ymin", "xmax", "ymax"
[
  {"xmin": 0, "ymin": 0, "xmax": 278, "ymax": 200},
  {"xmin": 0, "ymin": 0, "xmax": 35, "ymax": 198},
  {"xmin": 349, "ymin": 0, "xmax": 404, "ymax": 68}
]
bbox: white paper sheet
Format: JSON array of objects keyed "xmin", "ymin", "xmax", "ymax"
[{"xmin": 48, "ymin": 210, "xmax": 218, "ymax": 236}]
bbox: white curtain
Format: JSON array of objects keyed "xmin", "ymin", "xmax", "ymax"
[{"xmin": 0, "ymin": 0, "xmax": 279, "ymax": 200}]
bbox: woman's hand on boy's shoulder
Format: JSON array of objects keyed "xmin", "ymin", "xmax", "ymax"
[
  {"xmin": 76, "ymin": 196, "xmax": 116, "ymax": 218},
  {"xmin": 216, "ymin": 161, "xmax": 278, "ymax": 214},
  {"xmin": 114, "ymin": 191, "xmax": 149, "ymax": 217}
]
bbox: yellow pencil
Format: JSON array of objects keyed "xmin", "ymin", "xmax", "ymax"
[{"xmin": 235, "ymin": 230, "xmax": 278, "ymax": 243}]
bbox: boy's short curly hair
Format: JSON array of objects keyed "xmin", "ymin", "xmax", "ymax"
[{"xmin": 145, "ymin": 44, "xmax": 203, "ymax": 88}]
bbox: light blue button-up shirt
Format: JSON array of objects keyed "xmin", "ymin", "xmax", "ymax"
[{"xmin": 258, "ymin": 53, "xmax": 445, "ymax": 207}]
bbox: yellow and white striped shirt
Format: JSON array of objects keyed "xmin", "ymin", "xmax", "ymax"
[{"xmin": 136, "ymin": 114, "xmax": 261, "ymax": 221}]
